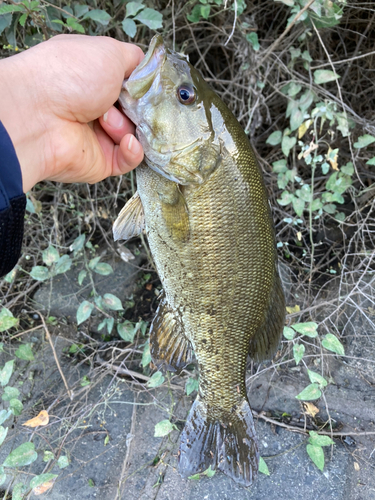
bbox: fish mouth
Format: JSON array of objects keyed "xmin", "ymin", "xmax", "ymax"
[{"xmin": 125, "ymin": 34, "xmax": 166, "ymax": 100}]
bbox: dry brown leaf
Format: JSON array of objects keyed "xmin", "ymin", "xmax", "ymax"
[
  {"xmin": 22, "ymin": 410, "xmax": 49, "ymax": 428},
  {"xmin": 33, "ymin": 479, "xmax": 55, "ymax": 495},
  {"xmin": 298, "ymin": 119, "xmax": 313, "ymax": 139},
  {"xmin": 327, "ymin": 146, "xmax": 339, "ymax": 170},
  {"xmin": 303, "ymin": 402, "xmax": 319, "ymax": 418},
  {"xmin": 354, "ymin": 462, "xmax": 360, "ymax": 471}
]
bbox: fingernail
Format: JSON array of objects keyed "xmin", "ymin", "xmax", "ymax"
[
  {"xmin": 103, "ymin": 107, "xmax": 124, "ymax": 129},
  {"xmin": 127, "ymin": 135, "xmax": 141, "ymax": 155}
]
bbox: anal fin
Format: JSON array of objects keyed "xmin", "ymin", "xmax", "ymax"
[
  {"xmin": 150, "ymin": 291, "xmax": 193, "ymax": 374},
  {"xmin": 113, "ymin": 191, "xmax": 145, "ymax": 241}
]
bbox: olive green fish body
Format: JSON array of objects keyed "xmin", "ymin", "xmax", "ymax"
[{"xmin": 114, "ymin": 35, "xmax": 285, "ymax": 486}]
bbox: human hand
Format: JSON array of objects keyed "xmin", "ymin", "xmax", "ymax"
[{"xmin": 0, "ymin": 35, "xmax": 144, "ymax": 192}]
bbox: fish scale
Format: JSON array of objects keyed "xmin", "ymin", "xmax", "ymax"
[{"xmin": 113, "ymin": 34, "xmax": 285, "ymax": 486}]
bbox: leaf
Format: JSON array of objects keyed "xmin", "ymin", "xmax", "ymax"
[
  {"xmin": 286, "ymin": 304, "xmax": 300, "ymax": 314},
  {"xmin": 83, "ymin": 9, "xmax": 111, "ymax": 25},
  {"xmin": 78, "ymin": 270, "xmax": 87, "ymax": 285},
  {"xmin": 353, "ymin": 134, "xmax": 375, "ymax": 149},
  {"xmin": 3, "ymin": 442, "xmax": 38, "ymax": 468},
  {"xmin": 0, "ymin": 426, "xmax": 8, "ymax": 447},
  {"xmin": 54, "ymin": 254, "xmax": 72, "ymax": 275},
  {"xmin": 341, "ymin": 162, "xmax": 354, "ymax": 175},
  {"xmin": 323, "ymin": 204, "xmax": 336, "ymax": 214},
  {"xmin": 185, "ymin": 377, "xmax": 199, "ymax": 396},
  {"xmin": 314, "ymin": 70, "xmax": 340, "ymax": 84},
  {"xmin": 89, "ymin": 256, "xmax": 101, "ymax": 269},
  {"xmin": 266, "ymin": 131, "xmax": 282, "ymax": 145},
  {"xmin": 0, "ymin": 360, "xmax": 14, "ymax": 387},
  {"xmin": 203, "ymin": 465, "xmax": 216, "ymax": 478},
  {"xmin": 22, "ymin": 410, "xmax": 49, "ymax": 428},
  {"xmin": 298, "ymin": 119, "xmax": 312, "ymax": 139},
  {"xmin": 15, "ymin": 343, "xmax": 34, "ymax": 361},
  {"xmin": 142, "ymin": 343, "xmax": 151, "ymax": 367},
  {"xmin": 307, "ymin": 370, "xmax": 327, "ymax": 388},
  {"xmin": 93, "ymin": 262, "xmax": 113, "ymax": 276},
  {"xmin": 293, "ymin": 343, "xmax": 305, "ymax": 365},
  {"xmin": 0, "ymin": 5, "xmax": 24, "ymax": 14},
  {"xmin": 30, "ymin": 266, "xmax": 50, "ymax": 281},
  {"xmin": 259, "ymin": 456, "xmax": 270, "ymax": 475},
  {"xmin": 246, "ymin": 32, "xmax": 260, "ymax": 51},
  {"xmin": 2, "ymin": 386, "xmax": 20, "ymax": 401},
  {"xmin": 303, "ymin": 402, "xmax": 319, "ymax": 418},
  {"xmin": 283, "ymin": 326, "xmax": 295, "ymax": 340},
  {"xmin": 0, "ymin": 13, "xmax": 13, "ymax": 36},
  {"xmin": 147, "ymin": 371, "xmax": 165, "ymax": 388},
  {"xmin": 281, "ymin": 136, "xmax": 296, "ymax": 157},
  {"xmin": 30, "ymin": 474, "xmax": 57, "ymax": 494},
  {"xmin": 277, "ymin": 191, "xmax": 294, "ymax": 206},
  {"xmin": 296, "ymin": 383, "xmax": 322, "ymax": 401},
  {"xmin": 308, "ymin": 430, "xmax": 334, "ymax": 447},
  {"xmin": 11, "ymin": 483, "xmax": 27, "ymax": 500},
  {"xmin": 117, "ymin": 321, "xmax": 137, "ymax": 342},
  {"xmin": 80, "ymin": 376, "xmax": 90, "ymax": 387},
  {"xmin": 0, "ymin": 308, "xmax": 18, "ymax": 332},
  {"xmin": 322, "ymin": 333, "xmax": 345, "ymax": 356},
  {"xmin": 10, "ymin": 399, "xmax": 23, "ymax": 416},
  {"xmin": 0, "ymin": 410, "xmax": 12, "ymax": 425},
  {"xmin": 126, "ymin": 2, "xmax": 144, "ymax": 17},
  {"xmin": 366, "ymin": 157, "xmax": 375, "ymax": 166},
  {"xmin": 57, "ymin": 455, "xmax": 69, "ymax": 469},
  {"xmin": 154, "ymin": 419, "xmax": 174, "ymax": 437},
  {"xmin": 42, "ymin": 245, "xmax": 59, "ymax": 266},
  {"xmin": 188, "ymin": 473, "xmax": 200, "ymax": 480},
  {"xmin": 103, "ymin": 293, "xmax": 123, "ymax": 311},
  {"xmin": 70, "ymin": 234, "xmax": 85, "ymax": 252},
  {"xmin": 134, "ymin": 8, "xmax": 163, "ymax": 29},
  {"xmin": 43, "ymin": 451, "xmax": 54, "ymax": 462},
  {"xmin": 122, "ymin": 17, "xmax": 137, "ymax": 37},
  {"xmin": 306, "ymin": 444, "xmax": 324, "ymax": 471},
  {"xmin": 292, "ymin": 322, "xmax": 318, "ymax": 338},
  {"xmin": 76, "ymin": 301, "xmax": 94, "ymax": 325},
  {"xmin": 74, "ymin": 4, "xmax": 89, "ymax": 17},
  {"xmin": 290, "ymin": 108, "xmax": 304, "ymax": 132}
]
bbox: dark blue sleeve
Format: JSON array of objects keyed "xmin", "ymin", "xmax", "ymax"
[{"xmin": 0, "ymin": 121, "xmax": 26, "ymax": 278}]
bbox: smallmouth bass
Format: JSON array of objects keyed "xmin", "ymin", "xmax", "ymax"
[{"xmin": 113, "ymin": 35, "xmax": 285, "ymax": 486}]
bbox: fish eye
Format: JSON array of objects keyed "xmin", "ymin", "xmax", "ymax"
[{"xmin": 177, "ymin": 84, "xmax": 196, "ymax": 105}]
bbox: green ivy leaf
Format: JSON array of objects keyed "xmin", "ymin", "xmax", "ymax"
[
  {"xmin": 93, "ymin": 262, "xmax": 113, "ymax": 276},
  {"xmin": 290, "ymin": 108, "xmax": 304, "ymax": 132},
  {"xmin": 43, "ymin": 451, "xmax": 54, "ymax": 462},
  {"xmin": 70, "ymin": 234, "xmax": 85, "ymax": 252},
  {"xmin": 154, "ymin": 419, "xmax": 174, "ymax": 437},
  {"xmin": 117, "ymin": 321, "xmax": 137, "ymax": 342},
  {"xmin": 2, "ymin": 386, "xmax": 20, "ymax": 401},
  {"xmin": 185, "ymin": 377, "xmax": 199, "ymax": 396},
  {"xmin": 11, "ymin": 483, "xmax": 27, "ymax": 500},
  {"xmin": 42, "ymin": 245, "xmax": 59, "ymax": 266},
  {"xmin": 54, "ymin": 255, "xmax": 72, "ymax": 275},
  {"xmin": 293, "ymin": 343, "xmax": 305, "ymax": 365},
  {"xmin": 0, "ymin": 360, "xmax": 14, "ymax": 387},
  {"xmin": 266, "ymin": 131, "xmax": 282, "ymax": 145},
  {"xmin": 306, "ymin": 444, "xmax": 324, "ymax": 470},
  {"xmin": 102, "ymin": 294, "xmax": 123, "ymax": 311},
  {"xmin": 0, "ymin": 13, "xmax": 13, "ymax": 37},
  {"xmin": 353, "ymin": 134, "xmax": 375, "ymax": 149},
  {"xmin": 323, "ymin": 204, "xmax": 336, "ymax": 214},
  {"xmin": 366, "ymin": 157, "xmax": 375, "ymax": 166},
  {"xmin": 0, "ymin": 410, "xmax": 12, "ymax": 425},
  {"xmin": 203, "ymin": 465, "xmax": 216, "ymax": 478},
  {"xmin": 15, "ymin": 343, "xmax": 34, "ymax": 361},
  {"xmin": 9, "ymin": 398, "xmax": 23, "ymax": 416},
  {"xmin": 126, "ymin": 2, "xmax": 144, "ymax": 17},
  {"xmin": 281, "ymin": 136, "xmax": 296, "ymax": 157},
  {"xmin": 283, "ymin": 326, "xmax": 296, "ymax": 340},
  {"xmin": 307, "ymin": 370, "xmax": 327, "ymax": 388},
  {"xmin": 259, "ymin": 456, "xmax": 270, "ymax": 475},
  {"xmin": 277, "ymin": 191, "xmax": 294, "ymax": 206},
  {"xmin": 57, "ymin": 455, "xmax": 69, "ymax": 469},
  {"xmin": 78, "ymin": 270, "xmax": 87, "ymax": 285},
  {"xmin": 3, "ymin": 442, "xmax": 38, "ymax": 468},
  {"xmin": 308, "ymin": 430, "xmax": 334, "ymax": 447},
  {"xmin": 30, "ymin": 473, "xmax": 58, "ymax": 490},
  {"xmin": 292, "ymin": 322, "xmax": 318, "ymax": 338},
  {"xmin": 134, "ymin": 8, "xmax": 163, "ymax": 29},
  {"xmin": 0, "ymin": 308, "xmax": 18, "ymax": 332},
  {"xmin": 296, "ymin": 383, "xmax": 321, "ymax": 401},
  {"xmin": 146, "ymin": 371, "xmax": 165, "ymax": 388},
  {"xmin": 322, "ymin": 333, "xmax": 345, "ymax": 356},
  {"xmin": 246, "ymin": 32, "xmax": 260, "ymax": 51},
  {"xmin": 30, "ymin": 266, "xmax": 50, "ymax": 281},
  {"xmin": 142, "ymin": 342, "xmax": 151, "ymax": 367},
  {"xmin": 89, "ymin": 256, "xmax": 101, "ymax": 269},
  {"xmin": 292, "ymin": 196, "xmax": 305, "ymax": 217},
  {"xmin": 83, "ymin": 9, "xmax": 111, "ymax": 25},
  {"xmin": 0, "ymin": 5, "xmax": 24, "ymax": 14},
  {"xmin": 122, "ymin": 17, "xmax": 137, "ymax": 37},
  {"xmin": 314, "ymin": 70, "xmax": 340, "ymax": 84},
  {"xmin": 76, "ymin": 301, "xmax": 94, "ymax": 325}
]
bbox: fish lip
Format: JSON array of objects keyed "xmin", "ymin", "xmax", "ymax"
[{"xmin": 124, "ymin": 34, "xmax": 166, "ymax": 100}]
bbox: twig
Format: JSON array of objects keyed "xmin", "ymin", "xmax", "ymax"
[
  {"xmin": 224, "ymin": 0, "xmax": 237, "ymax": 47},
  {"xmin": 39, "ymin": 313, "xmax": 73, "ymax": 400}
]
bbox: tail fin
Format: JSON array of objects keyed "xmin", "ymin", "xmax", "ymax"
[{"xmin": 178, "ymin": 398, "xmax": 259, "ymax": 486}]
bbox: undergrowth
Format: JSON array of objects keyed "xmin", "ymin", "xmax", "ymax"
[{"xmin": 1, "ymin": 0, "xmax": 375, "ymax": 494}]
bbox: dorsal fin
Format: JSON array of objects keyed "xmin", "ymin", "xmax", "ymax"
[
  {"xmin": 113, "ymin": 191, "xmax": 145, "ymax": 241},
  {"xmin": 150, "ymin": 291, "xmax": 193, "ymax": 374}
]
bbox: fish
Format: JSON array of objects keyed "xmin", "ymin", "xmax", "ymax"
[{"xmin": 113, "ymin": 35, "xmax": 285, "ymax": 487}]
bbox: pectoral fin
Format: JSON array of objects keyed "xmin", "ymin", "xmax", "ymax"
[
  {"xmin": 113, "ymin": 191, "xmax": 145, "ymax": 241},
  {"xmin": 150, "ymin": 291, "xmax": 193, "ymax": 374},
  {"xmin": 159, "ymin": 186, "xmax": 190, "ymax": 243}
]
